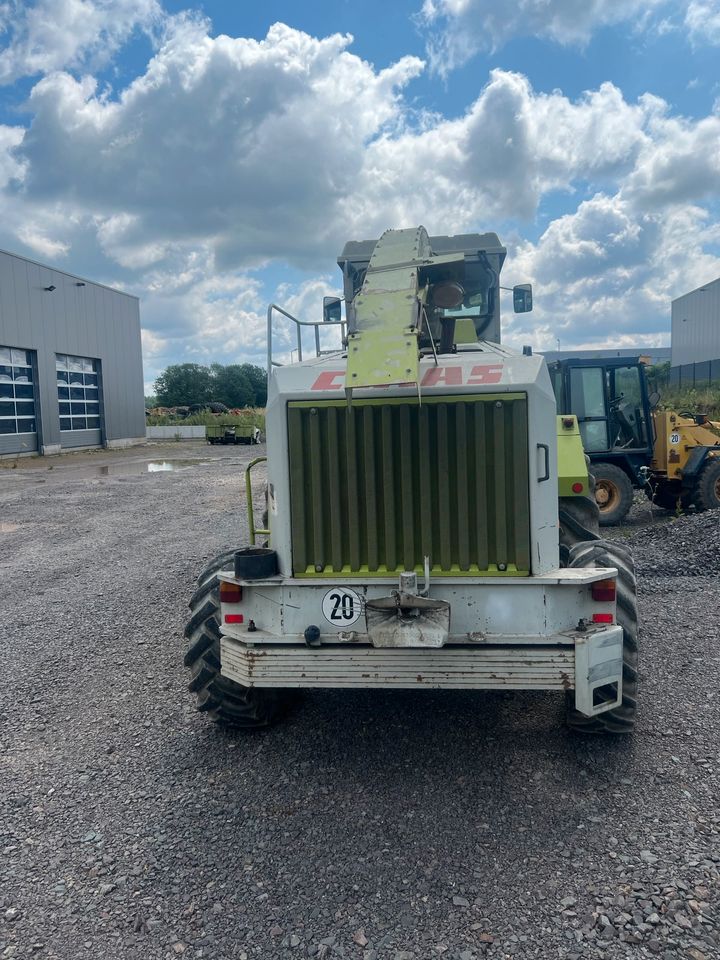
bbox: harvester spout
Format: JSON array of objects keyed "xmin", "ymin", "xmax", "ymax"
[{"xmin": 344, "ymin": 226, "xmax": 465, "ymax": 396}]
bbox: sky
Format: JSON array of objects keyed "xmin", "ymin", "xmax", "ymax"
[{"xmin": 0, "ymin": 1, "xmax": 719, "ymax": 393}]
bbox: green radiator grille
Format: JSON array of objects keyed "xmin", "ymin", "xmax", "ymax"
[{"xmin": 287, "ymin": 394, "xmax": 530, "ymax": 577}]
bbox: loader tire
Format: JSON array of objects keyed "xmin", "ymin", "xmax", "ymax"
[
  {"xmin": 592, "ymin": 462, "xmax": 634, "ymax": 526},
  {"xmin": 183, "ymin": 550, "xmax": 290, "ymax": 728},
  {"xmin": 689, "ymin": 458, "xmax": 720, "ymax": 512},
  {"xmin": 558, "ymin": 459, "xmax": 600, "ymax": 566},
  {"xmin": 565, "ymin": 540, "xmax": 638, "ymax": 735}
]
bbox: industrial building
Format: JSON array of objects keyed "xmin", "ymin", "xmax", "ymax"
[
  {"xmin": 0, "ymin": 248, "xmax": 144, "ymax": 456},
  {"xmin": 670, "ymin": 276, "xmax": 720, "ymax": 386},
  {"xmin": 541, "ymin": 347, "xmax": 671, "ymax": 365}
]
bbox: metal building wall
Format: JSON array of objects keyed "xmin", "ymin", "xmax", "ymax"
[
  {"xmin": 541, "ymin": 347, "xmax": 671, "ymax": 365},
  {"xmin": 0, "ymin": 249, "xmax": 144, "ymax": 456},
  {"xmin": 671, "ymin": 276, "xmax": 720, "ymax": 367}
]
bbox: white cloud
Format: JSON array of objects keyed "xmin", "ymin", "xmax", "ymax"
[
  {"xmin": 685, "ymin": 0, "xmax": 720, "ymax": 44},
  {"xmin": 141, "ymin": 327, "xmax": 170, "ymax": 394},
  {"xmin": 96, "ymin": 212, "xmax": 168, "ymax": 268},
  {"xmin": 0, "ymin": 123, "xmax": 25, "ymax": 187},
  {"xmin": 12, "ymin": 26, "xmax": 672, "ymax": 274},
  {"xmin": 622, "ymin": 107, "xmax": 720, "ymax": 208},
  {"xmin": 0, "ymin": 0, "xmax": 163, "ymax": 83},
  {"xmin": 138, "ymin": 260, "xmax": 344, "ymax": 387},
  {"xmin": 351, "ymin": 72, "xmax": 648, "ymax": 230},
  {"xmin": 505, "ymin": 196, "xmax": 720, "ymax": 351},
  {"xmin": 18, "ymin": 20, "xmax": 424, "ymax": 269},
  {"xmin": 137, "ymin": 252, "xmax": 268, "ymax": 382},
  {"xmin": 15, "ymin": 226, "xmax": 70, "ymax": 258},
  {"xmin": 420, "ymin": 0, "xmax": 666, "ymax": 74},
  {"xmin": 2, "ymin": 19, "xmax": 720, "ymax": 370},
  {"xmin": 140, "ymin": 326, "xmax": 167, "ymax": 357}
]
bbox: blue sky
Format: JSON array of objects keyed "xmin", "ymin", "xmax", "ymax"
[{"xmin": 0, "ymin": 0, "xmax": 718, "ymax": 391}]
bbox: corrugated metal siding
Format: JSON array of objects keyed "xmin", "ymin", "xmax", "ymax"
[
  {"xmin": 288, "ymin": 395, "xmax": 530, "ymax": 577},
  {"xmin": 0, "ymin": 249, "xmax": 143, "ymax": 454},
  {"xmin": 0, "ymin": 433, "xmax": 37, "ymax": 455},
  {"xmin": 60, "ymin": 428, "xmax": 102, "ymax": 449},
  {"xmin": 671, "ymin": 277, "xmax": 720, "ymax": 366}
]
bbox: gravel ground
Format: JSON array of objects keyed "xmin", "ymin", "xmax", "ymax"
[{"xmin": 1, "ymin": 447, "xmax": 718, "ymax": 960}]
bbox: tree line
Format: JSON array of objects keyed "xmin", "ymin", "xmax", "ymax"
[{"xmin": 151, "ymin": 363, "xmax": 267, "ymax": 408}]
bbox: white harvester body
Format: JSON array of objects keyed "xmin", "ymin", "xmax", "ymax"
[{"xmin": 218, "ymin": 342, "xmax": 624, "ymax": 719}]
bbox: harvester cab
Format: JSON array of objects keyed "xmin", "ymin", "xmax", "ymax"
[
  {"xmin": 334, "ymin": 227, "xmax": 530, "ymax": 396},
  {"xmin": 184, "ymin": 227, "xmax": 639, "ymax": 735}
]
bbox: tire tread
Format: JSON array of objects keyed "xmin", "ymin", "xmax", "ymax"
[
  {"xmin": 690, "ymin": 458, "xmax": 720, "ymax": 512},
  {"xmin": 184, "ymin": 550, "xmax": 291, "ymax": 728},
  {"xmin": 565, "ymin": 538, "xmax": 639, "ymax": 734}
]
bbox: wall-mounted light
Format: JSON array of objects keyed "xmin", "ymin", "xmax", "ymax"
[
  {"xmin": 75, "ymin": 282, "xmax": 86, "ymax": 287},
  {"xmin": 44, "ymin": 285, "xmax": 56, "ymax": 292}
]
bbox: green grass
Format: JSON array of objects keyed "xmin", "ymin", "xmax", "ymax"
[
  {"xmin": 146, "ymin": 408, "xmax": 266, "ymax": 428},
  {"xmin": 658, "ymin": 386, "xmax": 720, "ymax": 420}
]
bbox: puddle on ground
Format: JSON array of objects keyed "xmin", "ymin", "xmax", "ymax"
[
  {"xmin": 0, "ymin": 521, "xmax": 19, "ymax": 532},
  {"xmin": 96, "ymin": 459, "xmax": 213, "ymax": 477},
  {"xmin": 5, "ymin": 457, "xmax": 221, "ymax": 479}
]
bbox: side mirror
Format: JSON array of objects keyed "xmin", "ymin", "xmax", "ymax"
[
  {"xmin": 513, "ymin": 284, "xmax": 533, "ymax": 313},
  {"xmin": 323, "ymin": 296, "xmax": 342, "ymax": 323},
  {"xmin": 648, "ymin": 391, "xmax": 661, "ymax": 409}
]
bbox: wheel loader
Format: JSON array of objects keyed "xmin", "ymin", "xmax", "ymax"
[
  {"xmin": 550, "ymin": 356, "xmax": 720, "ymax": 525},
  {"xmin": 185, "ymin": 227, "xmax": 638, "ymax": 733}
]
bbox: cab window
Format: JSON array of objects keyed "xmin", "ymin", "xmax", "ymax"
[
  {"xmin": 610, "ymin": 365, "xmax": 649, "ymax": 448},
  {"xmin": 570, "ymin": 367, "xmax": 608, "ymax": 451}
]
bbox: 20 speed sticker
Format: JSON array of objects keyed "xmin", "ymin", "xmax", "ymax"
[
  {"xmin": 321, "ymin": 587, "xmax": 363, "ymax": 626},
  {"xmin": 670, "ymin": 432, "xmax": 680, "ymax": 444}
]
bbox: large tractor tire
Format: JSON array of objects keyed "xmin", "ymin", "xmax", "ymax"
[
  {"xmin": 184, "ymin": 550, "xmax": 291, "ymax": 728},
  {"xmin": 689, "ymin": 458, "xmax": 720, "ymax": 512},
  {"xmin": 592, "ymin": 462, "xmax": 634, "ymax": 526},
  {"xmin": 558, "ymin": 460, "xmax": 600, "ymax": 566},
  {"xmin": 565, "ymin": 539, "xmax": 639, "ymax": 734}
]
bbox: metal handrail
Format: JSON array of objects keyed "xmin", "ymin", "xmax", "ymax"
[
  {"xmin": 266, "ymin": 302, "xmax": 345, "ymax": 375},
  {"xmin": 245, "ymin": 456, "xmax": 269, "ymax": 545}
]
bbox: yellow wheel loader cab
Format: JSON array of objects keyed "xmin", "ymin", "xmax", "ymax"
[
  {"xmin": 550, "ymin": 355, "xmax": 720, "ymax": 524},
  {"xmin": 184, "ymin": 227, "xmax": 639, "ymax": 734}
]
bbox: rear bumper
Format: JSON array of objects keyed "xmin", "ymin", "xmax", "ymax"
[{"xmin": 220, "ymin": 625, "xmax": 624, "ymax": 718}]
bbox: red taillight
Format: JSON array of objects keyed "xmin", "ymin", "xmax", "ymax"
[
  {"xmin": 572, "ymin": 482, "xmax": 583, "ymax": 493},
  {"xmin": 591, "ymin": 579, "xmax": 616, "ymax": 602},
  {"xmin": 224, "ymin": 613, "xmax": 244, "ymax": 624},
  {"xmin": 592, "ymin": 613, "xmax": 614, "ymax": 623},
  {"xmin": 219, "ymin": 581, "xmax": 243, "ymax": 603}
]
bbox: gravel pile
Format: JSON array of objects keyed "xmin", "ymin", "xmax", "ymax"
[
  {"xmin": 615, "ymin": 509, "xmax": 720, "ymax": 578},
  {"xmin": 1, "ymin": 447, "xmax": 718, "ymax": 960}
]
